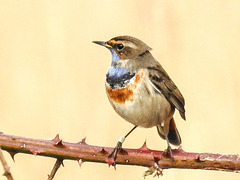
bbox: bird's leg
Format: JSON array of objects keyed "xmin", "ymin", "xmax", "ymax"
[
  {"xmin": 108, "ymin": 126, "xmax": 138, "ymax": 166},
  {"xmin": 160, "ymin": 137, "xmax": 173, "ymax": 159},
  {"xmin": 163, "ymin": 134, "xmax": 173, "ymax": 159},
  {"xmin": 158, "ymin": 125, "xmax": 173, "ymax": 158},
  {"xmin": 166, "ymin": 139, "xmax": 173, "ymax": 158}
]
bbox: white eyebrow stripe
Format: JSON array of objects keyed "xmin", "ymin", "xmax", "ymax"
[{"xmin": 125, "ymin": 42, "xmax": 138, "ymax": 49}]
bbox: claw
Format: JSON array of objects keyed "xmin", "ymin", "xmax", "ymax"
[
  {"xmin": 106, "ymin": 126, "xmax": 137, "ymax": 167},
  {"xmin": 107, "ymin": 141, "xmax": 123, "ymax": 167},
  {"xmin": 161, "ymin": 146, "xmax": 173, "ymax": 160}
]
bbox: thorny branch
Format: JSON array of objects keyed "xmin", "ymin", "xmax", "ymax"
[
  {"xmin": 47, "ymin": 159, "xmax": 63, "ymax": 180},
  {"xmin": 0, "ymin": 132, "xmax": 239, "ymax": 178},
  {"xmin": 0, "ymin": 148, "xmax": 14, "ymax": 180}
]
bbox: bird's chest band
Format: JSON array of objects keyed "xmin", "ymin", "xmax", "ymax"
[
  {"xmin": 106, "ymin": 71, "xmax": 144, "ymax": 103},
  {"xmin": 106, "ymin": 67, "xmax": 135, "ymax": 89}
]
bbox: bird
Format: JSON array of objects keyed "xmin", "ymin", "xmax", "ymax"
[{"xmin": 93, "ymin": 35, "xmax": 186, "ymax": 164}]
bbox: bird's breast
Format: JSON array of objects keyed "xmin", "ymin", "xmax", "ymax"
[
  {"xmin": 105, "ymin": 69, "xmax": 173, "ymax": 127},
  {"xmin": 106, "ymin": 70, "xmax": 144, "ymax": 104}
]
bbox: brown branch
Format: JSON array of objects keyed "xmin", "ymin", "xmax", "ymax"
[
  {"xmin": 0, "ymin": 132, "xmax": 239, "ymax": 176},
  {"xmin": 47, "ymin": 159, "xmax": 63, "ymax": 180},
  {"xmin": 0, "ymin": 148, "xmax": 14, "ymax": 180}
]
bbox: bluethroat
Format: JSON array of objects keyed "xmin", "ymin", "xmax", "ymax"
[{"xmin": 93, "ymin": 36, "xmax": 186, "ymax": 164}]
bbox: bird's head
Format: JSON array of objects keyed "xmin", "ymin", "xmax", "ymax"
[{"xmin": 93, "ymin": 35, "xmax": 152, "ymax": 62}]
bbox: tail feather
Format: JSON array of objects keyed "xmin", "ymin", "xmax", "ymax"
[
  {"xmin": 157, "ymin": 118, "xmax": 181, "ymax": 146},
  {"xmin": 168, "ymin": 118, "xmax": 181, "ymax": 145}
]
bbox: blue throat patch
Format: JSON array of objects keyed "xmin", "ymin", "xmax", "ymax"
[
  {"xmin": 106, "ymin": 67, "xmax": 135, "ymax": 89},
  {"xmin": 107, "ymin": 67, "xmax": 129, "ymax": 78},
  {"xmin": 106, "ymin": 49, "xmax": 135, "ymax": 89},
  {"xmin": 109, "ymin": 49, "xmax": 120, "ymax": 62}
]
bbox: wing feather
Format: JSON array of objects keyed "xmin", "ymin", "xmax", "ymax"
[{"xmin": 148, "ymin": 65, "xmax": 186, "ymax": 120}]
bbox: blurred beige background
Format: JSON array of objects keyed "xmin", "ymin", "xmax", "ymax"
[{"xmin": 0, "ymin": 0, "xmax": 239, "ymax": 179}]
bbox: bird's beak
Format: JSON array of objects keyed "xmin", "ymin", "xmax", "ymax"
[{"xmin": 92, "ymin": 41, "xmax": 112, "ymax": 48}]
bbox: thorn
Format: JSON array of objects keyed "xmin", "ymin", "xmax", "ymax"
[
  {"xmin": 98, "ymin": 148, "xmax": 108, "ymax": 155},
  {"xmin": 177, "ymin": 145, "xmax": 185, "ymax": 152},
  {"xmin": 78, "ymin": 159, "xmax": 85, "ymax": 167},
  {"xmin": 177, "ymin": 145, "xmax": 182, "ymax": 150},
  {"xmin": 20, "ymin": 143, "xmax": 26, "ymax": 148},
  {"xmin": 8, "ymin": 151, "xmax": 16, "ymax": 162},
  {"xmin": 55, "ymin": 140, "xmax": 65, "ymax": 147},
  {"xmin": 29, "ymin": 148, "xmax": 44, "ymax": 155},
  {"xmin": 52, "ymin": 134, "xmax": 65, "ymax": 148},
  {"xmin": 3, "ymin": 171, "xmax": 9, "ymax": 177},
  {"xmin": 61, "ymin": 160, "xmax": 64, "ymax": 167},
  {"xmin": 78, "ymin": 137, "xmax": 87, "ymax": 145},
  {"xmin": 52, "ymin": 134, "xmax": 61, "ymax": 143},
  {"xmin": 118, "ymin": 148, "xmax": 128, "ymax": 155},
  {"xmin": 153, "ymin": 156, "xmax": 160, "ymax": 163},
  {"xmin": 139, "ymin": 140, "xmax": 150, "ymax": 151}
]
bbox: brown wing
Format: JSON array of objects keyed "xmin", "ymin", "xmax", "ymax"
[{"xmin": 148, "ymin": 65, "xmax": 186, "ymax": 120}]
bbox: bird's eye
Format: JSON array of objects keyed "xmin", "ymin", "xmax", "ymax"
[{"xmin": 116, "ymin": 43, "xmax": 124, "ymax": 50}]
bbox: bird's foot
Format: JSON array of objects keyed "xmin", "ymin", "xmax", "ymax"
[
  {"xmin": 161, "ymin": 146, "xmax": 173, "ymax": 160},
  {"xmin": 107, "ymin": 141, "xmax": 122, "ymax": 167},
  {"xmin": 107, "ymin": 140, "xmax": 128, "ymax": 168}
]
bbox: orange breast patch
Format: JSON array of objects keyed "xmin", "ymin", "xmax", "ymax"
[{"xmin": 106, "ymin": 71, "xmax": 144, "ymax": 103}]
